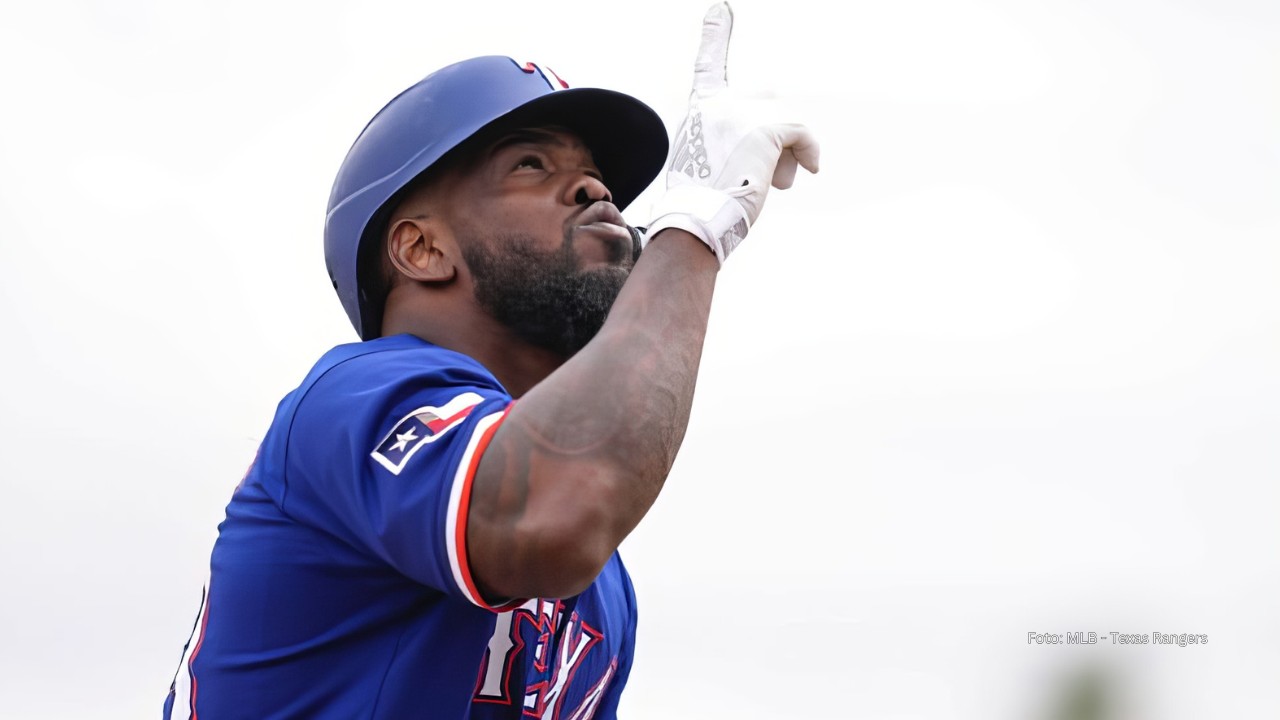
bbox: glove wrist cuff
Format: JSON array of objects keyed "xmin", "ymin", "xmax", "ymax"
[{"xmin": 643, "ymin": 185, "xmax": 750, "ymax": 265}]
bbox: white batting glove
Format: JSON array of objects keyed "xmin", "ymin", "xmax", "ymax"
[{"xmin": 643, "ymin": 2, "xmax": 820, "ymax": 265}]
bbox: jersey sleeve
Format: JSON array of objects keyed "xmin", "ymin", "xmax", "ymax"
[{"xmin": 277, "ymin": 345, "xmax": 518, "ymax": 611}]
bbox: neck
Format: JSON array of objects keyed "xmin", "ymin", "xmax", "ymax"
[{"xmin": 381, "ymin": 311, "xmax": 566, "ymax": 398}]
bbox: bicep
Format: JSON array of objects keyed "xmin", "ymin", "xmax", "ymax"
[{"xmin": 466, "ymin": 409, "xmax": 622, "ymax": 602}]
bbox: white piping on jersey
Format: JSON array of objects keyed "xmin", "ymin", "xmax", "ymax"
[
  {"xmin": 445, "ymin": 409, "xmax": 507, "ymax": 607},
  {"xmin": 169, "ymin": 580, "xmax": 210, "ymax": 720}
]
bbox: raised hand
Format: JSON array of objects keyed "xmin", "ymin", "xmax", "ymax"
[{"xmin": 645, "ymin": 2, "xmax": 820, "ymax": 264}]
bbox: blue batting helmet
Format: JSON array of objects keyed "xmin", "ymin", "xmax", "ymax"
[{"xmin": 324, "ymin": 55, "xmax": 669, "ymax": 340}]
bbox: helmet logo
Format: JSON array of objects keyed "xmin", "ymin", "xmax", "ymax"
[{"xmin": 517, "ymin": 60, "xmax": 569, "ymax": 91}]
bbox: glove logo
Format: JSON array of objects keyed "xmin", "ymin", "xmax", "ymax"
[
  {"xmin": 669, "ymin": 111, "xmax": 711, "ymax": 180},
  {"xmin": 717, "ymin": 218, "xmax": 748, "ymax": 257}
]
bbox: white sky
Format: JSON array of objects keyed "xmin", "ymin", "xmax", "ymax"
[{"xmin": 1, "ymin": 0, "xmax": 1277, "ymax": 718}]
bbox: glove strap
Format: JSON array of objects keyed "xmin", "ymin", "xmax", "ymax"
[{"xmin": 643, "ymin": 185, "xmax": 750, "ymax": 265}]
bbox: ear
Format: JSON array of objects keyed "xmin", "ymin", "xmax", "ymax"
[{"xmin": 387, "ymin": 217, "xmax": 456, "ymax": 284}]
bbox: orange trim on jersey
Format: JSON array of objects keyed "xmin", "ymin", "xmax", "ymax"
[{"xmin": 454, "ymin": 402, "xmax": 525, "ymax": 612}]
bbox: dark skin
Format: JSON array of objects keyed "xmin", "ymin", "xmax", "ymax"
[{"xmin": 381, "ymin": 128, "xmax": 719, "ymax": 601}]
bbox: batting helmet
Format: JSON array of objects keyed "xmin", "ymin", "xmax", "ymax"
[{"xmin": 324, "ymin": 55, "xmax": 669, "ymax": 340}]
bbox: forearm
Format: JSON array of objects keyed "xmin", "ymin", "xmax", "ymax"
[
  {"xmin": 466, "ymin": 1, "xmax": 817, "ymax": 602},
  {"xmin": 526, "ymin": 229, "xmax": 717, "ymax": 500},
  {"xmin": 469, "ymin": 230, "xmax": 717, "ymax": 598}
]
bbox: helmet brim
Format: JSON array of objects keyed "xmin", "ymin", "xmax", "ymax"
[{"xmin": 462, "ymin": 87, "xmax": 669, "ymax": 212}]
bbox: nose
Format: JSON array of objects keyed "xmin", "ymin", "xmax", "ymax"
[{"xmin": 567, "ymin": 172, "xmax": 612, "ymax": 206}]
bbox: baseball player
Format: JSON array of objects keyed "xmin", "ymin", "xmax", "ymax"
[{"xmin": 164, "ymin": 3, "xmax": 817, "ymax": 718}]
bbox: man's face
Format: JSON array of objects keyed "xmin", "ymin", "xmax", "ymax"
[{"xmin": 441, "ymin": 127, "xmax": 639, "ymax": 357}]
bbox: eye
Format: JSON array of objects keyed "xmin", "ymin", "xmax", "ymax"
[{"xmin": 514, "ymin": 155, "xmax": 545, "ymax": 171}]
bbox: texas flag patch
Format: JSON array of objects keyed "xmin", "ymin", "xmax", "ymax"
[{"xmin": 371, "ymin": 392, "xmax": 485, "ymax": 475}]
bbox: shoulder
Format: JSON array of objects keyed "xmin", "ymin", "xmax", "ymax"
[{"xmin": 280, "ymin": 334, "xmax": 512, "ymax": 468}]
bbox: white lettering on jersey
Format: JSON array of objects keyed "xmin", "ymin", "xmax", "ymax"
[
  {"xmin": 475, "ymin": 599, "xmax": 613, "ymax": 718},
  {"xmin": 526, "ymin": 612, "xmax": 602, "ymax": 718},
  {"xmin": 475, "ymin": 599, "xmax": 561, "ymax": 704},
  {"xmin": 476, "ymin": 607, "xmax": 519, "ymax": 699},
  {"xmin": 565, "ymin": 660, "xmax": 617, "ymax": 720}
]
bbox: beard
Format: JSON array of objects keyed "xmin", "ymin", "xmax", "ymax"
[{"xmin": 461, "ymin": 229, "xmax": 635, "ymax": 358}]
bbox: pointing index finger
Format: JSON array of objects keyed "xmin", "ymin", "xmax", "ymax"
[{"xmin": 692, "ymin": 2, "xmax": 733, "ymax": 96}]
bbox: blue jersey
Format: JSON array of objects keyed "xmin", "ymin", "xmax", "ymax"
[{"xmin": 165, "ymin": 335, "xmax": 637, "ymax": 719}]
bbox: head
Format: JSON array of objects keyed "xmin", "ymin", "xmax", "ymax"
[
  {"xmin": 373, "ymin": 124, "xmax": 641, "ymax": 356},
  {"xmin": 324, "ymin": 56, "xmax": 668, "ymax": 344}
]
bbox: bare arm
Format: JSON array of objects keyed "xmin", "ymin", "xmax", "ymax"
[
  {"xmin": 467, "ymin": 229, "xmax": 718, "ymax": 600},
  {"xmin": 465, "ymin": 2, "xmax": 818, "ymax": 602}
]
